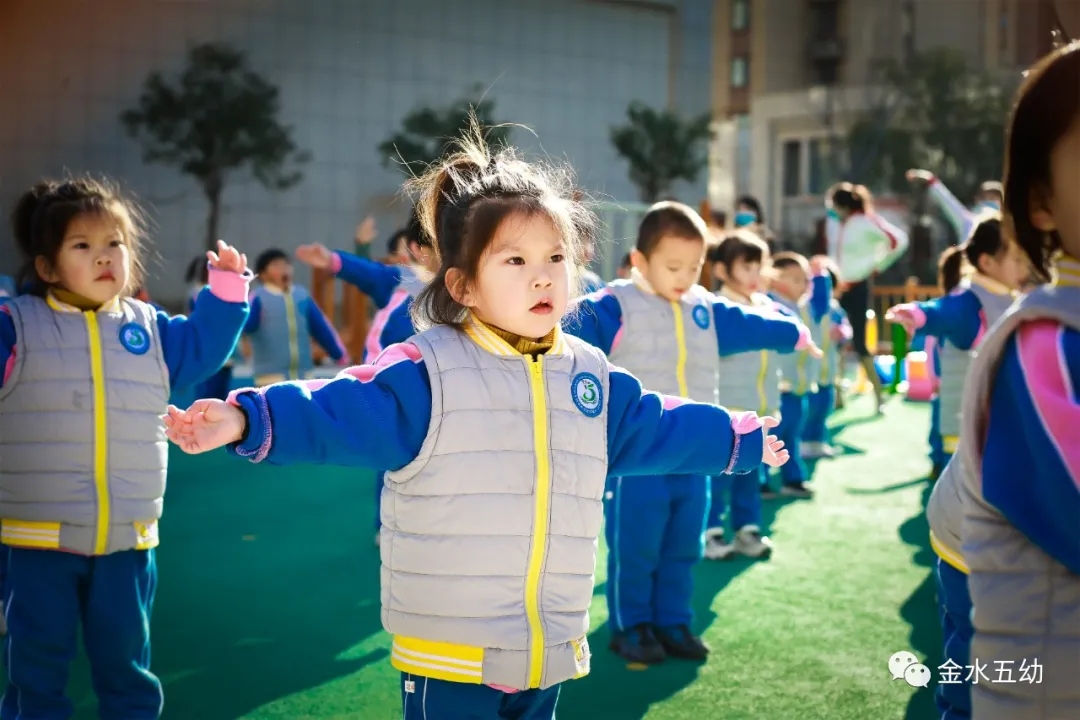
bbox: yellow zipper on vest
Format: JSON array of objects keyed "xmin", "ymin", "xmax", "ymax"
[
  {"xmin": 84, "ymin": 311, "xmax": 110, "ymax": 554},
  {"xmin": 524, "ymin": 354, "xmax": 551, "ymax": 688},
  {"xmin": 671, "ymin": 301, "xmax": 688, "ymax": 397},
  {"xmin": 795, "ymin": 305, "xmax": 810, "ymax": 394},
  {"xmin": 284, "ymin": 292, "xmax": 299, "ymax": 379},
  {"xmin": 756, "ymin": 350, "xmax": 768, "ymax": 415},
  {"xmin": 819, "ymin": 315, "xmax": 832, "ymax": 383}
]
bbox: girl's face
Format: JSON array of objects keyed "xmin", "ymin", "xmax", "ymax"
[
  {"xmin": 37, "ymin": 210, "xmax": 130, "ymax": 304},
  {"xmin": 460, "ymin": 211, "xmax": 570, "ymax": 339},
  {"xmin": 1041, "ymin": 119, "xmax": 1080, "ymax": 258},
  {"xmin": 724, "ymin": 257, "xmax": 764, "ymax": 295},
  {"xmin": 978, "ymin": 241, "xmax": 1030, "ymax": 289}
]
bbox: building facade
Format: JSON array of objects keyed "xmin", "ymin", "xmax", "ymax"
[
  {"xmin": 0, "ymin": 0, "xmax": 712, "ymax": 301},
  {"xmin": 709, "ymin": 0, "xmax": 1058, "ymax": 246}
]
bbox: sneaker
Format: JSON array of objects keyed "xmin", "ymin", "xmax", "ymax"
[
  {"xmin": 654, "ymin": 624, "xmax": 709, "ymax": 661},
  {"xmin": 760, "ymin": 482, "xmax": 778, "ymax": 499},
  {"xmin": 733, "ymin": 525, "xmax": 774, "ymax": 558},
  {"xmin": 800, "ymin": 441, "xmax": 835, "ymax": 459},
  {"xmin": 609, "ymin": 623, "xmax": 666, "ymax": 665},
  {"xmin": 703, "ymin": 528, "xmax": 736, "ymax": 561},
  {"xmin": 780, "ymin": 482, "xmax": 814, "ymax": 499}
]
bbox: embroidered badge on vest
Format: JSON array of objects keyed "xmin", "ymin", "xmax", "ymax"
[
  {"xmin": 691, "ymin": 304, "xmax": 710, "ymax": 330},
  {"xmin": 119, "ymin": 322, "xmax": 151, "ymax": 355},
  {"xmin": 571, "ymin": 372, "xmax": 603, "ymax": 417}
]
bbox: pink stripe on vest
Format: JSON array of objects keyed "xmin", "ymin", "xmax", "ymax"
[{"xmin": 365, "ymin": 289, "xmax": 411, "ymax": 361}]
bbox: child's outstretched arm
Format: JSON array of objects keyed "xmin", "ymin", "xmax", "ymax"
[
  {"xmin": 296, "ymin": 243, "xmax": 404, "ymax": 309},
  {"xmin": 711, "ymin": 296, "xmax": 818, "ymax": 357},
  {"xmin": 305, "ymin": 296, "xmax": 348, "ymax": 365},
  {"xmin": 808, "ymin": 258, "xmax": 833, "ymax": 324},
  {"xmin": 909, "ymin": 169, "xmax": 973, "ymax": 241},
  {"xmin": 886, "ymin": 291, "xmax": 983, "ymax": 350},
  {"xmin": 165, "ymin": 343, "xmax": 432, "ymax": 469},
  {"xmin": 979, "ymin": 321, "xmax": 1080, "ymax": 574},
  {"xmin": 563, "ymin": 288, "xmax": 624, "ymax": 354},
  {"xmin": 606, "ymin": 364, "xmax": 787, "ymax": 477},
  {"xmin": 0, "ymin": 306, "xmax": 16, "ymax": 390},
  {"xmin": 158, "ymin": 242, "xmax": 253, "ymax": 392}
]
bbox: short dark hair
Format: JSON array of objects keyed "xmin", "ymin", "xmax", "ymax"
[
  {"xmin": 254, "ymin": 248, "xmax": 289, "ymax": 275},
  {"xmin": 1002, "ymin": 42, "xmax": 1080, "ymax": 281},
  {"xmin": 707, "ymin": 229, "xmax": 768, "ymax": 270},
  {"xmin": 770, "ymin": 250, "xmax": 810, "ymax": 274},
  {"xmin": 635, "ymin": 201, "xmax": 709, "ymax": 257},
  {"xmin": 11, "ymin": 176, "xmax": 148, "ymax": 297},
  {"xmin": 735, "ymin": 195, "xmax": 765, "ymax": 224}
]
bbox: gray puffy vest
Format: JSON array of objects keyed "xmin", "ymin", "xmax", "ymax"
[
  {"xmin": 819, "ymin": 301, "xmax": 844, "ymax": 386},
  {"xmin": 958, "ymin": 283, "xmax": 1080, "ymax": 718},
  {"xmin": 606, "ymin": 280, "xmax": 719, "ymax": 402},
  {"xmin": 771, "ymin": 295, "xmax": 824, "ymax": 395},
  {"xmin": 926, "ymin": 453, "xmax": 969, "ymax": 573},
  {"xmin": 716, "ymin": 292, "xmax": 781, "ymax": 414},
  {"xmin": 381, "ymin": 319, "xmax": 609, "ymax": 691},
  {"xmin": 249, "ymin": 285, "xmax": 314, "ymax": 381},
  {"xmin": 0, "ymin": 295, "xmax": 170, "ymax": 555},
  {"xmin": 937, "ymin": 277, "xmax": 1015, "ymax": 442}
]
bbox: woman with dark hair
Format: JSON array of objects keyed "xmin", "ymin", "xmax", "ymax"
[
  {"xmin": 825, "ymin": 182, "xmax": 910, "ymax": 414},
  {"xmin": 733, "ymin": 195, "xmax": 775, "ymax": 250}
]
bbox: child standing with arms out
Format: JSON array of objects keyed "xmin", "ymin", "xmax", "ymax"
[
  {"xmin": 0, "ymin": 178, "xmax": 252, "ymax": 719},
  {"xmin": 703, "ymin": 230, "xmax": 791, "ymax": 559},
  {"xmin": 801, "ymin": 259, "xmax": 852, "ymax": 459},
  {"xmin": 886, "ymin": 215, "xmax": 1026, "ymax": 466},
  {"xmin": 165, "ymin": 128, "xmax": 789, "ymax": 720},
  {"xmin": 950, "ymin": 43, "xmax": 1080, "ymax": 719},
  {"xmin": 565, "ymin": 203, "xmax": 815, "ymax": 661},
  {"xmin": 765, "ymin": 252, "xmax": 832, "ymax": 497},
  {"xmin": 245, "ymin": 248, "xmax": 347, "ymax": 385}
]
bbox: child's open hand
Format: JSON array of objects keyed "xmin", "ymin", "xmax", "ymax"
[
  {"xmin": 164, "ymin": 399, "xmax": 247, "ymax": 454},
  {"xmin": 759, "ymin": 416, "xmax": 789, "ymax": 467},
  {"xmin": 805, "ymin": 339, "xmax": 824, "ymax": 359},
  {"xmin": 295, "ymin": 243, "xmax": 334, "ymax": 270},
  {"xmin": 207, "ymin": 240, "xmax": 248, "ymax": 275},
  {"xmin": 355, "ymin": 216, "xmax": 378, "ymax": 245},
  {"xmin": 885, "ymin": 303, "xmax": 924, "ymax": 333}
]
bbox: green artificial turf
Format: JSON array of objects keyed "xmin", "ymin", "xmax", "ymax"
[{"xmin": 21, "ymin": 394, "xmax": 941, "ymax": 719}]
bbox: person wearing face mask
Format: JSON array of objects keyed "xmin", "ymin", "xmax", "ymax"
[
  {"xmin": 906, "ymin": 169, "xmax": 1003, "ymax": 244},
  {"xmin": 565, "ymin": 202, "xmax": 818, "ymax": 664},
  {"xmin": 732, "ymin": 195, "xmax": 775, "ymax": 250}
]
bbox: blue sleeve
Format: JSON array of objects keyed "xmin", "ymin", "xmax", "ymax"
[
  {"xmin": 809, "ymin": 274, "xmax": 832, "ymax": 324},
  {"xmin": 606, "ymin": 366, "xmax": 763, "ymax": 477},
  {"xmin": 0, "ymin": 309, "xmax": 15, "ymax": 390},
  {"xmin": 712, "ymin": 297, "xmax": 804, "ymax": 357},
  {"xmin": 157, "ymin": 290, "xmax": 250, "ymax": 392},
  {"xmin": 229, "ymin": 346, "xmax": 432, "ymax": 470},
  {"xmin": 305, "ymin": 297, "xmax": 345, "ymax": 361},
  {"xmin": 918, "ymin": 291, "xmax": 983, "ymax": 350},
  {"xmin": 981, "ymin": 324, "xmax": 1080, "ymax": 574},
  {"xmin": 335, "ymin": 252, "xmax": 403, "ymax": 308},
  {"xmin": 382, "ymin": 299, "xmax": 418, "ymax": 348},
  {"xmin": 563, "ymin": 291, "xmax": 623, "ymax": 355},
  {"xmin": 244, "ymin": 294, "xmax": 261, "ymax": 334}
]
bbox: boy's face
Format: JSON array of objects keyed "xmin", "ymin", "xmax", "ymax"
[
  {"xmin": 773, "ymin": 265, "xmax": 809, "ymax": 301},
  {"xmin": 634, "ymin": 235, "xmax": 705, "ymax": 302},
  {"xmin": 260, "ymin": 258, "xmax": 293, "ymax": 289}
]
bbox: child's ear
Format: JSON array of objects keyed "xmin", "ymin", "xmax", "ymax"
[
  {"xmin": 34, "ymin": 255, "xmax": 59, "ymax": 284},
  {"xmin": 629, "ymin": 249, "xmax": 647, "ymax": 272},
  {"xmin": 445, "ymin": 268, "xmax": 474, "ymax": 307},
  {"xmin": 713, "ymin": 263, "xmax": 729, "ymax": 283},
  {"xmin": 1028, "ymin": 187, "xmax": 1056, "ymax": 232}
]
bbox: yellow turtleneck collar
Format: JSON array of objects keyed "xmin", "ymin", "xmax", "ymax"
[
  {"xmin": 48, "ymin": 288, "xmax": 121, "ymax": 313},
  {"xmin": 1054, "ymin": 254, "xmax": 1080, "ymax": 288},
  {"xmin": 478, "ymin": 318, "xmax": 554, "ymax": 358}
]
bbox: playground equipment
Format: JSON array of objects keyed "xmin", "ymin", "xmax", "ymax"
[
  {"xmin": 904, "ymin": 351, "xmax": 935, "ymax": 402},
  {"xmin": 852, "ymin": 310, "xmax": 878, "ymax": 394}
]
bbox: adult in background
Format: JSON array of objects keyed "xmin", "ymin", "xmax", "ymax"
[
  {"xmin": 825, "ymin": 183, "xmax": 910, "ymax": 414},
  {"xmin": 733, "ymin": 195, "xmax": 776, "ymax": 251}
]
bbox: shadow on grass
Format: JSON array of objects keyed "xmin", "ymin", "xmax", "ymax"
[
  {"xmin": 559, "ymin": 492, "xmax": 796, "ymax": 720},
  {"xmin": 898, "ymin": 480, "xmax": 940, "ymax": 719},
  {"xmin": 52, "ymin": 448, "xmax": 388, "ymax": 720}
]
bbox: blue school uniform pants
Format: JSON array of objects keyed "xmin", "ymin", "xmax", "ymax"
[
  {"xmin": 2, "ymin": 547, "xmax": 162, "ymax": 720},
  {"xmin": 935, "ymin": 558, "xmax": 973, "ymax": 719},
  {"xmin": 707, "ymin": 467, "xmax": 763, "ymax": 533},
  {"xmin": 605, "ymin": 474, "xmax": 707, "ymax": 632},
  {"xmin": 401, "ymin": 673, "xmax": 560, "ymax": 719},
  {"xmin": 802, "ymin": 385, "xmax": 835, "ymax": 444},
  {"xmin": 929, "ymin": 395, "xmax": 948, "ymax": 468},
  {"xmin": 778, "ymin": 392, "xmax": 807, "ymax": 483}
]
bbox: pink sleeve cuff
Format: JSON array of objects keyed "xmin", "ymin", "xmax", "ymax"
[
  {"xmin": 208, "ymin": 266, "xmax": 254, "ymax": 304},
  {"xmin": 795, "ymin": 325, "xmax": 812, "ymax": 351},
  {"xmin": 724, "ymin": 411, "xmax": 764, "ymax": 474},
  {"xmin": 330, "ymin": 252, "xmax": 343, "ymax": 274}
]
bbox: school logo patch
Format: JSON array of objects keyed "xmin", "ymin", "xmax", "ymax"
[
  {"xmin": 692, "ymin": 304, "xmax": 710, "ymax": 330},
  {"xmin": 118, "ymin": 322, "xmax": 150, "ymax": 355},
  {"xmin": 571, "ymin": 372, "xmax": 603, "ymax": 417}
]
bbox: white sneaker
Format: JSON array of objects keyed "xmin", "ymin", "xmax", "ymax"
[
  {"xmin": 703, "ymin": 527, "xmax": 736, "ymax": 560},
  {"xmin": 800, "ymin": 441, "xmax": 835, "ymax": 459},
  {"xmin": 733, "ymin": 525, "xmax": 774, "ymax": 559}
]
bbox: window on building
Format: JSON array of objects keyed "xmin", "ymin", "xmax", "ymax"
[
  {"xmin": 731, "ymin": 56, "xmax": 748, "ymax": 88},
  {"xmin": 782, "ymin": 140, "xmax": 802, "ymax": 198},
  {"xmin": 732, "ymin": 0, "xmax": 750, "ymax": 31}
]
